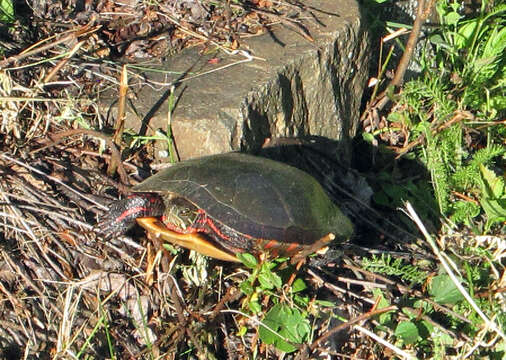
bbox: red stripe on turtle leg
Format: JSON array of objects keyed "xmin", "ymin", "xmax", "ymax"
[
  {"xmin": 116, "ymin": 206, "xmax": 149, "ymax": 222},
  {"xmin": 262, "ymin": 240, "xmax": 302, "ymax": 256}
]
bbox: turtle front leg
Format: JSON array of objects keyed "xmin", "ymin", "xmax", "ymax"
[
  {"xmin": 95, "ymin": 193, "xmax": 165, "ymax": 239},
  {"xmin": 289, "ymin": 233, "xmax": 335, "ymax": 266}
]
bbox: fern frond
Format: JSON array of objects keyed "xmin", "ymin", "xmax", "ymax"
[
  {"xmin": 361, "ymin": 254, "xmax": 428, "ymax": 285},
  {"xmin": 453, "ymin": 145, "xmax": 506, "ymax": 190},
  {"xmin": 450, "ymin": 200, "xmax": 481, "ymax": 224}
]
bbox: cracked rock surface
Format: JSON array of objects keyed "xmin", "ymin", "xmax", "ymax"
[{"xmin": 108, "ymin": 0, "xmax": 370, "ymax": 160}]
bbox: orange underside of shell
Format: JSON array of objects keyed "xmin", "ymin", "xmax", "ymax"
[
  {"xmin": 136, "ymin": 217, "xmax": 334, "ymax": 263},
  {"xmin": 136, "ymin": 217, "xmax": 240, "ymax": 262}
]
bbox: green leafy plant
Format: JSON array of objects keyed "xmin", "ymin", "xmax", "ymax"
[
  {"xmin": 394, "ymin": 321, "xmax": 419, "ymax": 345},
  {"xmin": 237, "ymin": 253, "xmax": 284, "ymax": 314},
  {"xmin": 362, "ymin": 254, "xmax": 428, "ymax": 285},
  {"xmin": 237, "ymin": 253, "xmax": 312, "ymax": 353},
  {"xmin": 384, "ymin": 0, "xmax": 506, "ymax": 230},
  {"xmin": 258, "ymin": 303, "xmax": 311, "ymax": 353},
  {"xmin": 477, "ymin": 164, "xmax": 506, "ymax": 230},
  {"xmin": 429, "ymin": 274, "xmax": 465, "ymax": 305},
  {"xmin": 370, "ymin": 265, "xmax": 501, "ymax": 360},
  {"xmin": 0, "ymin": 0, "xmax": 14, "ymax": 23},
  {"xmin": 431, "ymin": 1, "xmax": 506, "ymax": 116}
]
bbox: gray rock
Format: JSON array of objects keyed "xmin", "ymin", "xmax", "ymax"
[{"xmin": 107, "ymin": 0, "xmax": 370, "ymax": 160}]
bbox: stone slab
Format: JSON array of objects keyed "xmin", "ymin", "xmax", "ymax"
[{"xmin": 105, "ymin": 0, "xmax": 369, "ymax": 161}]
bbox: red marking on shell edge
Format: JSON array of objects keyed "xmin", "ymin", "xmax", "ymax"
[
  {"xmin": 200, "ymin": 209, "xmax": 231, "ymax": 241},
  {"xmin": 117, "ymin": 206, "xmax": 148, "ymax": 222},
  {"xmin": 285, "ymin": 242, "xmax": 300, "ymax": 254},
  {"xmin": 263, "ymin": 240, "xmax": 278, "ymax": 250}
]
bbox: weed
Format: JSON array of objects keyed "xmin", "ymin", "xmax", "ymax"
[
  {"xmin": 385, "ymin": 0, "xmax": 506, "ymax": 230},
  {"xmin": 237, "ymin": 253, "xmax": 312, "ymax": 353},
  {"xmin": 359, "ymin": 0, "xmax": 505, "ymax": 358},
  {"xmin": 0, "ymin": 0, "xmax": 14, "ymax": 24}
]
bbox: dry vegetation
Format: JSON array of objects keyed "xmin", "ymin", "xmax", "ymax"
[{"xmin": 0, "ymin": 1, "xmax": 381, "ymax": 358}]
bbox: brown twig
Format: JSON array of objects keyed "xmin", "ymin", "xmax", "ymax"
[
  {"xmin": 112, "ymin": 64, "xmax": 128, "ymax": 147},
  {"xmin": 297, "ymin": 305, "xmax": 397, "ymax": 360},
  {"xmin": 290, "ymin": 233, "xmax": 335, "ymax": 266},
  {"xmin": 167, "ymin": 275, "xmax": 206, "ymax": 355},
  {"xmin": 0, "ymin": 24, "xmax": 100, "ymax": 69},
  {"xmin": 0, "ymin": 152, "xmax": 109, "ymax": 210},
  {"xmin": 293, "ymin": 297, "xmax": 386, "ymax": 360},
  {"xmin": 451, "ymin": 191, "xmax": 480, "ymax": 205},
  {"xmin": 312, "ymin": 260, "xmax": 463, "ymax": 341},
  {"xmin": 46, "ymin": 129, "xmax": 129, "ymax": 185},
  {"xmin": 2, "ymin": 250, "xmax": 63, "ymax": 317},
  {"xmin": 109, "ymin": 64, "xmax": 129, "ymax": 177},
  {"xmin": 43, "ymin": 40, "xmax": 85, "ymax": 83},
  {"xmin": 230, "ymin": 3, "xmax": 314, "ymax": 42},
  {"xmin": 395, "ymin": 110, "xmax": 474, "ymax": 158},
  {"xmin": 390, "ymin": 0, "xmax": 428, "ymax": 88},
  {"xmin": 342, "ymin": 263, "xmax": 472, "ymax": 324},
  {"xmin": 210, "ymin": 285, "xmax": 242, "ymax": 320},
  {"xmin": 364, "ymin": 0, "xmax": 435, "ymax": 117}
]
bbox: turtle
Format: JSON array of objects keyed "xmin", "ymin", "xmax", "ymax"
[{"xmin": 96, "ymin": 152, "xmax": 353, "ymax": 262}]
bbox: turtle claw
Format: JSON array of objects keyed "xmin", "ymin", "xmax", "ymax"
[{"xmin": 94, "ymin": 216, "xmax": 127, "ymax": 240}]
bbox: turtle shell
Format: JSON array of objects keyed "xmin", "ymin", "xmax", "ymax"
[{"xmin": 133, "ymin": 153, "xmax": 353, "ymax": 246}]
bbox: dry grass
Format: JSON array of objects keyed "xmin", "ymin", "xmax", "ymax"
[{"xmin": 0, "ymin": 2, "xmax": 379, "ymax": 358}]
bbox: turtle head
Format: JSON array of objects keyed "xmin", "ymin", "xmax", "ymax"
[{"xmin": 162, "ymin": 196, "xmax": 199, "ymax": 231}]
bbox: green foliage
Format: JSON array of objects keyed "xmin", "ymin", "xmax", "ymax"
[
  {"xmin": 237, "ymin": 254, "xmax": 283, "ymax": 304},
  {"xmin": 361, "ymin": 254, "xmax": 428, "ymax": 284},
  {"xmin": 238, "ymin": 254, "xmax": 274, "ymax": 299},
  {"xmin": 388, "ymin": 0, "xmax": 506, "ymax": 229},
  {"xmin": 237, "ymin": 252, "xmax": 257, "ymax": 269},
  {"xmin": 238, "ymin": 253, "xmax": 283, "ymax": 314},
  {"xmin": 258, "ymin": 303, "xmax": 310, "ymax": 353},
  {"xmin": 450, "ymin": 200, "xmax": 481, "ymax": 225},
  {"xmin": 371, "ymin": 169, "xmax": 440, "ymax": 226},
  {"xmin": 370, "ymin": 263, "xmax": 503, "ymax": 359},
  {"xmin": 478, "ymin": 164, "xmax": 506, "ymax": 230},
  {"xmin": 395, "ymin": 321, "xmax": 419, "ymax": 345},
  {"xmin": 0, "ymin": 0, "xmax": 14, "ymax": 23},
  {"xmin": 237, "ymin": 254, "xmax": 312, "ymax": 353},
  {"xmin": 428, "ymin": 274, "xmax": 465, "ymax": 305},
  {"xmin": 360, "ymin": 0, "xmax": 393, "ymax": 34},
  {"xmin": 431, "ymin": 1, "xmax": 506, "ymax": 116},
  {"xmin": 129, "ymin": 86, "xmax": 178, "ymax": 162},
  {"xmin": 452, "ymin": 145, "xmax": 505, "ymax": 190},
  {"xmin": 91, "ymin": 1, "xmax": 505, "ymax": 357},
  {"xmin": 373, "ymin": 289, "xmax": 435, "ymax": 351}
]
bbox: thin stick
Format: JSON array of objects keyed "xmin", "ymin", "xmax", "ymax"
[
  {"xmin": 355, "ymin": 325, "xmax": 416, "ymax": 360},
  {"xmin": 365, "ymin": 0, "xmax": 436, "ymax": 114},
  {"xmin": 404, "ymin": 202, "xmax": 506, "ymax": 340},
  {"xmin": 0, "ymin": 153, "xmax": 108, "ymax": 210},
  {"xmin": 0, "ymin": 24, "xmax": 100, "ymax": 69},
  {"xmin": 309, "ymin": 305, "xmax": 397, "ymax": 351},
  {"xmin": 47, "ymin": 129, "xmax": 129, "ymax": 185}
]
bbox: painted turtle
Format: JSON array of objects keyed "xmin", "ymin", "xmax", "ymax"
[{"xmin": 97, "ymin": 153, "xmax": 353, "ymax": 262}]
